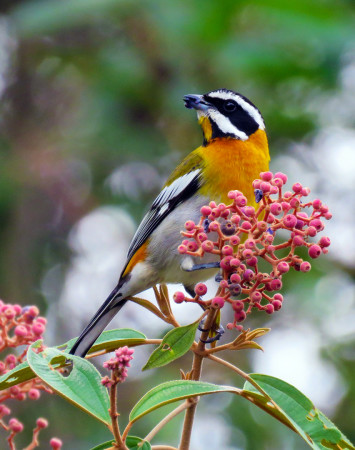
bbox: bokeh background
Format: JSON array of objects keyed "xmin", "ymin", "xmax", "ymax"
[{"xmin": 0, "ymin": 0, "xmax": 354, "ymax": 448}]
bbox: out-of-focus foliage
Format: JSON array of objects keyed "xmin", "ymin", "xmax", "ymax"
[{"xmin": 0, "ymin": 0, "xmax": 354, "ymax": 448}]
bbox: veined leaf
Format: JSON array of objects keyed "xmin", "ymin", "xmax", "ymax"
[
  {"xmin": 243, "ymin": 374, "xmax": 354, "ymax": 450},
  {"xmin": 130, "ymin": 380, "xmax": 238, "ymax": 422},
  {"xmin": 143, "ymin": 321, "xmax": 199, "ymax": 370},
  {"xmin": 27, "ymin": 342, "xmax": 110, "ymax": 425}
]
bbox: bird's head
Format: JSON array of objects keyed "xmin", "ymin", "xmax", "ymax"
[{"xmin": 183, "ymin": 89, "xmax": 265, "ymax": 145}]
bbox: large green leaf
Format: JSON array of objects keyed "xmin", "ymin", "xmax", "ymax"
[
  {"xmin": 130, "ymin": 380, "xmax": 238, "ymax": 422},
  {"xmin": 243, "ymin": 374, "xmax": 354, "ymax": 450},
  {"xmin": 27, "ymin": 341, "xmax": 110, "ymax": 425},
  {"xmin": 90, "ymin": 441, "xmax": 115, "ymax": 450},
  {"xmin": 143, "ymin": 321, "xmax": 198, "ymax": 370},
  {"xmin": 0, "ymin": 328, "xmax": 146, "ymax": 391},
  {"xmin": 62, "ymin": 328, "xmax": 147, "ymax": 354}
]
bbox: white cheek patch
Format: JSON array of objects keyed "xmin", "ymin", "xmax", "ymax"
[
  {"xmin": 208, "ymin": 90, "xmax": 265, "ymax": 130},
  {"xmin": 208, "ymin": 109, "xmax": 248, "ymax": 140}
]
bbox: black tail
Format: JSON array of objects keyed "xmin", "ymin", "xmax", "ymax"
[{"xmin": 69, "ymin": 284, "xmax": 127, "ymax": 358}]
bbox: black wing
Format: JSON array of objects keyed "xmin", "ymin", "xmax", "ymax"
[{"xmin": 123, "ymin": 169, "xmax": 202, "ymax": 268}]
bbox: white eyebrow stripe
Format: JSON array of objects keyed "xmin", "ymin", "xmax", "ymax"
[
  {"xmin": 204, "ymin": 109, "xmax": 248, "ymax": 141},
  {"xmin": 208, "ymin": 91, "xmax": 265, "ymax": 130}
]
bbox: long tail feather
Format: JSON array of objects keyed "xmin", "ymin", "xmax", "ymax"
[{"xmin": 69, "ymin": 284, "xmax": 127, "ymax": 357}]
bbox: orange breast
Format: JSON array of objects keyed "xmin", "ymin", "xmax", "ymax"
[{"xmin": 198, "ymin": 129, "xmax": 270, "ymax": 206}]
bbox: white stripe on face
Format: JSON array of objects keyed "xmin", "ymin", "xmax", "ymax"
[
  {"xmin": 197, "ymin": 109, "xmax": 248, "ymax": 141},
  {"xmin": 207, "ymin": 90, "xmax": 265, "ymax": 130}
]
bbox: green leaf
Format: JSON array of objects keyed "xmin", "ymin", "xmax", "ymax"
[
  {"xmin": 126, "ymin": 436, "xmax": 152, "ymax": 449},
  {"xmin": 0, "ymin": 328, "xmax": 146, "ymax": 392},
  {"xmin": 130, "ymin": 380, "xmax": 238, "ymax": 422},
  {"xmin": 243, "ymin": 374, "xmax": 354, "ymax": 450},
  {"xmin": 90, "ymin": 441, "xmax": 115, "ymax": 450},
  {"xmin": 62, "ymin": 328, "xmax": 147, "ymax": 354},
  {"xmin": 27, "ymin": 341, "xmax": 110, "ymax": 425},
  {"xmin": 0, "ymin": 360, "xmax": 35, "ymax": 391},
  {"xmin": 143, "ymin": 321, "xmax": 199, "ymax": 370}
]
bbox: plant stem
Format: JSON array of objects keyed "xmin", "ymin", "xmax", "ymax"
[
  {"xmin": 145, "ymin": 401, "xmax": 189, "ymax": 443},
  {"xmin": 178, "ymin": 308, "xmax": 217, "ymax": 450},
  {"xmin": 109, "ymin": 382, "xmax": 128, "ymax": 450}
]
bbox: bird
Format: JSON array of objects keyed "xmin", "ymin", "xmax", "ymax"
[{"xmin": 69, "ymin": 89, "xmax": 270, "ymax": 357}]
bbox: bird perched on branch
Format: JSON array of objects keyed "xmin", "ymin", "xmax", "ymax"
[{"xmin": 70, "ymin": 89, "xmax": 270, "ymax": 357}]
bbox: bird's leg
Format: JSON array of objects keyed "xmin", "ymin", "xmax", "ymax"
[{"xmin": 200, "ymin": 324, "xmax": 225, "ymax": 344}]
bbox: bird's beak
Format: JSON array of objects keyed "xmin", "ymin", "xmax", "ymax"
[{"xmin": 183, "ymin": 94, "xmax": 211, "ymax": 111}]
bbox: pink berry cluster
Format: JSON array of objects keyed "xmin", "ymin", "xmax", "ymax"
[
  {"xmin": 175, "ymin": 171, "xmax": 331, "ymax": 331},
  {"xmin": 0, "ymin": 299, "xmax": 62, "ymax": 449},
  {"xmin": 101, "ymin": 346, "xmax": 134, "ymax": 388}
]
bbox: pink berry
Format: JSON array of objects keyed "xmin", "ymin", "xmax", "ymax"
[
  {"xmin": 197, "ymin": 232, "xmax": 208, "ymax": 242},
  {"xmin": 220, "ymin": 256, "xmax": 233, "ymax": 270},
  {"xmin": 28, "ymin": 389, "xmax": 40, "ymax": 400},
  {"xmin": 244, "ymin": 206, "xmax": 255, "ymax": 216},
  {"xmin": 241, "ymin": 221, "xmax": 252, "ymax": 230},
  {"xmin": 16, "ymin": 393, "xmax": 26, "ymax": 401},
  {"xmin": 272, "ymin": 300, "xmax": 282, "ymax": 311},
  {"xmin": 212, "ymin": 297, "xmax": 225, "ymax": 308},
  {"xmin": 232, "ymin": 300, "xmax": 244, "ymax": 312},
  {"xmin": 50, "ymin": 438, "xmax": 63, "ymax": 449},
  {"xmin": 283, "ymin": 214, "xmax": 297, "ymax": 228},
  {"xmin": 28, "ymin": 306, "xmax": 39, "ymax": 317},
  {"xmin": 230, "ymin": 273, "xmax": 241, "ymax": 283},
  {"xmin": 173, "ymin": 291, "xmax": 185, "ymax": 303},
  {"xmin": 270, "ymin": 279, "xmax": 282, "ymax": 291},
  {"xmin": 9, "ymin": 418, "xmax": 23, "ymax": 433},
  {"xmin": 228, "ymin": 190, "xmax": 238, "ymax": 199},
  {"xmin": 187, "ymin": 241, "xmax": 198, "ymax": 252},
  {"xmin": 274, "ymin": 172, "xmax": 287, "ymax": 184},
  {"xmin": 32, "ymin": 322, "xmax": 45, "ymax": 336},
  {"xmin": 13, "ymin": 305, "xmax": 22, "ymax": 315},
  {"xmin": 312, "ymin": 199, "xmax": 322, "ymax": 209},
  {"xmin": 292, "ymin": 236, "xmax": 304, "ymax": 247},
  {"xmin": 251, "ymin": 291, "xmax": 262, "ymax": 303},
  {"xmin": 230, "ymin": 258, "xmax": 241, "ymax": 268},
  {"xmin": 10, "ymin": 386, "xmax": 20, "ymax": 396},
  {"xmin": 0, "ymin": 405, "xmax": 10, "ymax": 415},
  {"xmin": 284, "ymin": 191, "xmax": 293, "ymax": 199},
  {"xmin": 292, "ymin": 183, "xmax": 303, "ymax": 193},
  {"xmin": 14, "ymin": 325, "xmax": 28, "ymax": 337},
  {"xmin": 281, "ymin": 202, "xmax": 291, "ymax": 212},
  {"xmin": 260, "ymin": 181, "xmax": 271, "ymax": 193},
  {"xmin": 235, "ymin": 195, "xmax": 247, "ymax": 207},
  {"xmin": 252, "ymin": 180, "xmax": 261, "ymax": 189},
  {"xmin": 265, "ymin": 304, "xmax": 274, "ymax": 314},
  {"xmin": 37, "ymin": 418, "xmax": 48, "ymax": 429},
  {"xmin": 290, "ymin": 197, "xmax": 300, "ymax": 209},
  {"xmin": 178, "ymin": 245, "xmax": 187, "ymax": 254},
  {"xmin": 6, "ymin": 354, "xmax": 17, "ymax": 365},
  {"xmin": 272, "ymin": 178, "xmax": 283, "ymax": 188},
  {"xmin": 307, "ymin": 226, "xmax": 317, "ymax": 237},
  {"xmin": 247, "ymin": 256, "xmax": 258, "ymax": 266},
  {"xmin": 201, "ymin": 206, "xmax": 212, "ymax": 216},
  {"xmin": 222, "ymin": 245, "xmax": 233, "ymax": 256},
  {"xmin": 235, "ymin": 310, "xmax": 246, "ymax": 322},
  {"xmin": 301, "ymin": 187, "xmax": 310, "ymax": 196},
  {"xmin": 266, "ymin": 213, "xmax": 275, "ymax": 224},
  {"xmin": 194, "ymin": 283, "xmax": 207, "ymax": 296},
  {"xmin": 273, "ymin": 293, "xmax": 283, "ymax": 302},
  {"xmin": 229, "ymin": 235, "xmax": 240, "ymax": 246},
  {"xmin": 226, "ymin": 323, "xmax": 234, "ymax": 330},
  {"xmin": 300, "ymin": 261, "xmax": 311, "ymax": 272},
  {"xmin": 270, "ymin": 203, "xmax": 282, "ymax": 215},
  {"xmin": 257, "ymin": 221, "xmax": 267, "ymax": 231},
  {"xmin": 324, "ymin": 212, "xmax": 332, "ymax": 220},
  {"xmin": 4, "ymin": 307, "xmax": 16, "ymax": 320},
  {"xmin": 318, "ymin": 236, "xmax": 331, "ymax": 248},
  {"xmin": 209, "ymin": 201, "xmax": 217, "ymax": 208},
  {"xmin": 242, "ymin": 249, "xmax": 253, "ymax": 259},
  {"xmin": 260, "ymin": 171, "xmax": 273, "ymax": 181},
  {"xmin": 220, "ymin": 279, "xmax": 228, "ymax": 289},
  {"xmin": 243, "ymin": 269, "xmax": 254, "ymax": 281},
  {"xmin": 309, "ymin": 219, "xmax": 324, "ymax": 231},
  {"xmin": 209, "ymin": 221, "xmax": 219, "ymax": 232},
  {"xmin": 231, "ymin": 214, "xmax": 241, "ymax": 225},
  {"xmin": 277, "ymin": 262, "xmax": 289, "ymax": 273},
  {"xmin": 245, "ymin": 239, "xmax": 255, "ymax": 249},
  {"xmin": 201, "ymin": 240, "xmax": 214, "ymax": 253},
  {"xmin": 309, "ymin": 244, "xmax": 322, "ymax": 259}
]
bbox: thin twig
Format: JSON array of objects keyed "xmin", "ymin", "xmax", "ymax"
[
  {"xmin": 145, "ymin": 401, "xmax": 189, "ymax": 443},
  {"xmin": 179, "ymin": 308, "xmax": 217, "ymax": 450},
  {"xmin": 109, "ymin": 382, "xmax": 127, "ymax": 450}
]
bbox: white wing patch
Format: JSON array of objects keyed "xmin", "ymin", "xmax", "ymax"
[
  {"xmin": 208, "ymin": 90, "xmax": 265, "ymax": 130},
  {"xmin": 203, "ymin": 109, "xmax": 248, "ymax": 141},
  {"xmin": 124, "ymin": 169, "xmax": 202, "ymax": 264}
]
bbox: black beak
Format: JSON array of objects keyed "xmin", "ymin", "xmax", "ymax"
[{"xmin": 183, "ymin": 94, "xmax": 211, "ymax": 111}]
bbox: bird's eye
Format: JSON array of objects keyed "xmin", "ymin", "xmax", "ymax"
[{"xmin": 224, "ymin": 101, "xmax": 237, "ymax": 112}]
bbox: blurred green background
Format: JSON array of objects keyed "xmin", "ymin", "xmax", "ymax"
[{"xmin": 0, "ymin": 0, "xmax": 354, "ymax": 448}]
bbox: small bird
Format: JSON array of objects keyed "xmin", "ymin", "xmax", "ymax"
[{"xmin": 70, "ymin": 89, "xmax": 270, "ymax": 357}]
